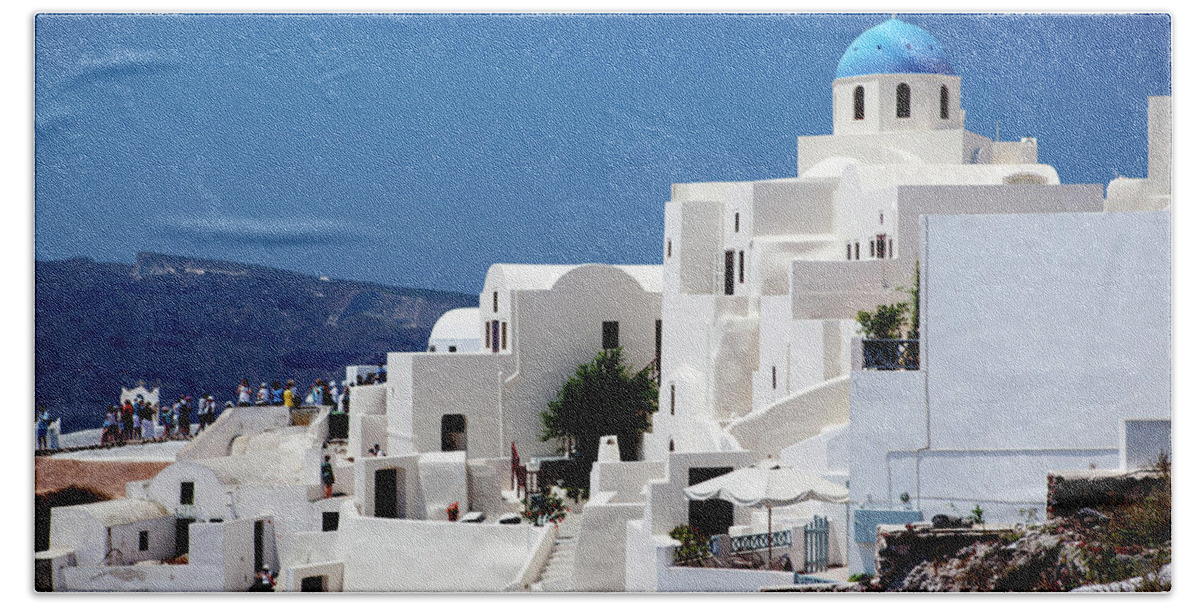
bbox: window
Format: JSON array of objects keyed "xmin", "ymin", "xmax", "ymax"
[
  {"xmin": 670, "ymin": 384, "xmax": 676, "ymax": 416},
  {"xmin": 501, "ymin": 322, "xmax": 507, "ymax": 350},
  {"xmin": 724, "ymin": 250, "xmax": 735, "ymax": 295},
  {"xmin": 492, "ymin": 291, "xmax": 498, "ymax": 313},
  {"xmin": 888, "ymin": 239, "xmax": 894, "ymax": 258},
  {"xmin": 669, "ymin": 439, "xmax": 675, "ymax": 452},
  {"xmin": 428, "ymin": 346, "xmax": 436, "ymax": 352},
  {"xmin": 896, "ymin": 83, "xmax": 911, "ymax": 118},
  {"xmin": 448, "ymin": 346, "xmax": 457, "ymax": 353},
  {"xmin": 738, "ymin": 251, "xmax": 745, "ymax": 283},
  {"xmin": 484, "ymin": 323, "xmax": 490, "ymax": 348},
  {"xmin": 772, "ymin": 366, "xmax": 777, "ymax": 390},
  {"xmin": 667, "ymin": 239, "xmax": 672, "ymax": 258},
  {"xmin": 854, "ymin": 243, "xmax": 860, "ymax": 260},
  {"xmin": 322, "ymin": 511, "xmax": 340, "ymax": 532},
  {"xmin": 876, "ymin": 235, "xmax": 886, "ymax": 259},
  {"xmin": 179, "ymin": 482, "xmax": 194, "ymax": 506},
  {"xmin": 940, "ymin": 84, "xmax": 950, "ymax": 120},
  {"xmin": 869, "ymin": 240, "xmax": 875, "ymax": 257},
  {"xmin": 139, "ymin": 530, "xmax": 149, "ymax": 551},
  {"xmin": 602, "ymin": 321, "xmax": 619, "ymax": 350},
  {"xmin": 734, "ymin": 213, "xmax": 740, "ymax": 233},
  {"xmin": 301, "ymin": 576, "xmax": 325, "ymax": 592},
  {"xmin": 880, "ymin": 213, "xmax": 884, "ymax": 224},
  {"xmin": 853, "ymin": 85, "xmax": 865, "ymax": 120},
  {"xmin": 846, "ymin": 243, "xmax": 852, "ymax": 260}
]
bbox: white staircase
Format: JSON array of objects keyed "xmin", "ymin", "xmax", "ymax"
[{"xmin": 530, "ymin": 502, "xmax": 585, "ymax": 592}]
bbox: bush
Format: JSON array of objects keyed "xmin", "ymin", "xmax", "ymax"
[
  {"xmin": 848, "ymin": 572, "xmax": 872, "ymax": 583},
  {"xmin": 669, "ymin": 524, "xmax": 712, "ymax": 566},
  {"xmin": 522, "ymin": 488, "xmax": 568, "ymax": 526}
]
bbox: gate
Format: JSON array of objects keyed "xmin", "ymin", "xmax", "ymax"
[{"xmin": 803, "ymin": 515, "xmax": 829, "ymax": 573}]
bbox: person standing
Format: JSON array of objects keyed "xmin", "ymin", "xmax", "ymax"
[
  {"xmin": 270, "ymin": 381, "xmax": 284, "ymax": 406},
  {"xmin": 237, "ymin": 379, "xmax": 252, "ymax": 407},
  {"xmin": 320, "ymin": 455, "xmax": 335, "ymax": 499},
  {"xmin": 36, "ymin": 407, "xmax": 51, "ymax": 450},
  {"xmin": 256, "ymin": 383, "xmax": 269, "ymax": 406},
  {"xmin": 283, "ymin": 381, "xmax": 296, "ymax": 409},
  {"xmin": 140, "ymin": 399, "xmax": 155, "ymax": 439}
]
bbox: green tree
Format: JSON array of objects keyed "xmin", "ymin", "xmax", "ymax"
[
  {"xmin": 540, "ymin": 347, "xmax": 658, "ymax": 463},
  {"xmin": 855, "ymin": 301, "xmax": 910, "ymax": 339}
]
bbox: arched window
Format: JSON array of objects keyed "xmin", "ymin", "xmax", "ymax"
[
  {"xmin": 896, "ymin": 83, "xmax": 911, "ymax": 118},
  {"xmin": 853, "ymin": 86, "xmax": 865, "ymax": 120},
  {"xmin": 940, "ymin": 85, "xmax": 950, "ymax": 120}
]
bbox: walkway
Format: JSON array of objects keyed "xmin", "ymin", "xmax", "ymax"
[{"xmin": 531, "ymin": 500, "xmax": 586, "ymax": 592}]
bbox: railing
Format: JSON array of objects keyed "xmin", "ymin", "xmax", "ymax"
[
  {"xmin": 862, "ymin": 339, "xmax": 920, "ymax": 371},
  {"xmin": 709, "ymin": 529, "xmax": 792, "ymax": 556},
  {"xmin": 803, "ymin": 515, "xmax": 830, "ymax": 573}
]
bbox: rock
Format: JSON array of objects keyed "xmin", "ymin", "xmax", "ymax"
[{"xmin": 931, "ymin": 514, "xmax": 968, "ymax": 529}]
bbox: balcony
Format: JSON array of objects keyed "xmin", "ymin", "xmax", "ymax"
[{"xmin": 861, "ymin": 339, "xmax": 920, "ymax": 371}]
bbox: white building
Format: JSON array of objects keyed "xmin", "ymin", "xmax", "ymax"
[{"xmin": 426, "ymin": 307, "xmax": 482, "ymax": 354}]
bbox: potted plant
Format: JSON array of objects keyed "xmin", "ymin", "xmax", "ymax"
[{"xmin": 446, "ymin": 501, "xmax": 460, "ymax": 522}]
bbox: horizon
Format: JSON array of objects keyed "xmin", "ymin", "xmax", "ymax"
[{"xmin": 35, "ymin": 13, "xmax": 1171, "ymax": 293}]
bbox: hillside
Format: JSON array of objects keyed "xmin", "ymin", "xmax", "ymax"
[{"xmin": 34, "ymin": 252, "xmax": 476, "ymax": 433}]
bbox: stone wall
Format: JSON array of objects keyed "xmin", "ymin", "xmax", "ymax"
[
  {"xmin": 1045, "ymin": 469, "xmax": 1167, "ymax": 519},
  {"xmin": 874, "ymin": 524, "xmax": 1015, "ymax": 590}
]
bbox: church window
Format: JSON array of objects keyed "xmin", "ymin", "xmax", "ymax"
[
  {"xmin": 854, "ymin": 86, "xmax": 865, "ymax": 120},
  {"xmin": 940, "ymin": 84, "xmax": 950, "ymax": 119},
  {"xmin": 896, "ymin": 83, "xmax": 911, "ymax": 118}
]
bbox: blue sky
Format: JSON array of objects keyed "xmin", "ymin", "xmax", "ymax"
[{"xmin": 34, "ymin": 13, "xmax": 1171, "ymax": 293}]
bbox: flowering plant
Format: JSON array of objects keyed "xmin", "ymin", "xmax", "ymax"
[
  {"xmin": 446, "ymin": 501, "xmax": 460, "ymax": 521},
  {"xmin": 521, "ymin": 490, "xmax": 568, "ymax": 526}
]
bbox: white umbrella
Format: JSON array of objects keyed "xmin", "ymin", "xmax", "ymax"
[{"xmin": 683, "ymin": 458, "xmax": 848, "ymax": 567}]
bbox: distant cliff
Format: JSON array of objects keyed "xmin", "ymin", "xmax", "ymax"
[{"xmin": 35, "ymin": 252, "xmax": 476, "ymax": 433}]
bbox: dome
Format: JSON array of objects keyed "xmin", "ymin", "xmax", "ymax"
[
  {"xmin": 836, "ymin": 19, "xmax": 955, "ymax": 79},
  {"xmin": 430, "ymin": 307, "xmax": 481, "ymax": 340}
]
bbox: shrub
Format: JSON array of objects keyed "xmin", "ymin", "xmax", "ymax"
[
  {"xmin": 522, "ymin": 489, "xmax": 568, "ymax": 526},
  {"xmin": 669, "ymin": 524, "xmax": 712, "ymax": 566}
]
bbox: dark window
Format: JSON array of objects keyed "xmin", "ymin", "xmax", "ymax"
[
  {"xmin": 501, "ymin": 322, "xmax": 507, "ymax": 350},
  {"xmin": 428, "ymin": 345, "xmax": 436, "ymax": 352},
  {"xmin": 880, "ymin": 213, "xmax": 884, "ymax": 224},
  {"xmin": 888, "ymin": 239, "xmax": 894, "ymax": 258},
  {"xmin": 870, "ymin": 240, "xmax": 875, "ymax": 257},
  {"xmin": 940, "ymin": 84, "xmax": 950, "ymax": 120},
  {"xmin": 448, "ymin": 346, "xmax": 457, "ymax": 353},
  {"xmin": 877, "ymin": 235, "xmax": 887, "ymax": 259},
  {"xmin": 670, "ymin": 384, "xmax": 676, "ymax": 416},
  {"xmin": 688, "ymin": 467, "xmax": 734, "ymax": 537},
  {"xmin": 896, "ymin": 83, "xmax": 911, "ymax": 118},
  {"xmin": 602, "ymin": 321, "xmax": 619, "ymax": 350},
  {"xmin": 846, "ymin": 243, "xmax": 852, "ymax": 260},
  {"xmin": 441, "ymin": 415, "xmax": 467, "ymax": 452},
  {"xmin": 179, "ymin": 482, "xmax": 194, "ymax": 506},
  {"xmin": 772, "ymin": 366, "xmax": 777, "ymax": 390},
  {"xmin": 738, "ymin": 251, "xmax": 745, "ymax": 283},
  {"xmin": 492, "ymin": 291, "xmax": 498, "ymax": 313},
  {"xmin": 734, "ymin": 213, "xmax": 740, "ymax": 233},
  {"xmin": 139, "ymin": 530, "xmax": 149, "ymax": 551},
  {"xmin": 322, "ymin": 511, "xmax": 340, "ymax": 532},
  {"xmin": 254, "ymin": 520, "xmax": 264, "ymax": 569},
  {"xmin": 669, "ymin": 440, "xmax": 675, "ymax": 452},
  {"xmin": 484, "ymin": 323, "xmax": 490, "ymax": 348},
  {"xmin": 855, "ymin": 243, "xmax": 860, "ymax": 260},
  {"xmin": 655, "ymin": 320, "xmax": 662, "ymax": 366},
  {"xmin": 667, "ymin": 239, "xmax": 672, "ymax": 258},
  {"xmin": 301, "ymin": 576, "xmax": 325, "ymax": 592},
  {"xmin": 853, "ymin": 86, "xmax": 865, "ymax": 120},
  {"xmin": 724, "ymin": 250, "xmax": 735, "ymax": 295},
  {"xmin": 491, "ymin": 320, "xmax": 500, "ymax": 353}
]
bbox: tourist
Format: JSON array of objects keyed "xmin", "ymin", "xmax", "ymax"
[
  {"xmin": 283, "ymin": 380, "xmax": 296, "ymax": 409},
  {"xmin": 237, "ymin": 379, "xmax": 252, "ymax": 406},
  {"xmin": 270, "ymin": 381, "xmax": 283, "ymax": 406},
  {"xmin": 321, "ymin": 380, "xmax": 336, "ymax": 407},
  {"xmin": 339, "ymin": 384, "xmax": 350, "ymax": 414},
  {"xmin": 139, "ymin": 399, "xmax": 155, "ymax": 439},
  {"xmin": 102, "ymin": 406, "xmax": 120, "ymax": 445},
  {"xmin": 36, "ymin": 407, "xmax": 52, "ymax": 450},
  {"xmin": 160, "ymin": 401, "xmax": 174, "ymax": 439},
  {"xmin": 256, "ymin": 383, "xmax": 269, "ymax": 406},
  {"xmin": 320, "ymin": 455, "xmax": 335, "ymax": 499},
  {"xmin": 121, "ymin": 400, "xmax": 135, "ymax": 441},
  {"xmin": 376, "ymin": 364, "xmax": 386, "ymax": 383}
]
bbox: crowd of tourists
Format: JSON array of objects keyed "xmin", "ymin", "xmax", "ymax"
[
  {"xmin": 100, "ymin": 394, "xmax": 226, "ymax": 445},
  {"xmin": 234, "ymin": 377, "xmax": 352, "ymax": 413}
]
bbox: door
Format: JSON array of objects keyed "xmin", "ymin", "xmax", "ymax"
[
  {"xmin": 175, "ymin": 518, "xmax": 194, "ymax": 557},
  {"xmin": 441, "ymin": 414, "xmax": 466, "ymax": 451},
  {"xmin": 301, "ymin": 575, "xmax": 325, "ymax": 592},
  {"xmin": 723, "ymin": 250, "xmax": 735, "ymax": 295},
  {"xmin": 687, "ymin": 467, "xmax": 734, "ymax": 538},
  {"xmin": 253, "ymin": 520, "xmax": 264, "ymax": 570},
  {"xmin": 375, "ymin": 468, "xmax": 398, "ymax": 518}
]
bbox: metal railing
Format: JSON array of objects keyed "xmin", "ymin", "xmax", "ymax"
[
  {"xmin": 708, "ymin": 529, "xmax": 791, "ymax": 556},
  {"xmin": 862, "ymin": 339, "xmax": 920, "ymax": 371}
]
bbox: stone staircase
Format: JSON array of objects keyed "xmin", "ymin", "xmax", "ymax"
[{"xmin": 530, "ymin": 501, "xmax": 585, "ymax": 592}]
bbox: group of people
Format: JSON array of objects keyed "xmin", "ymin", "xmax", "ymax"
[
  {"xmin": 235, "ymin": 378, "xmax": 351, "ymax": 413},
  {"xmin": 101, "ymin": 395, "xmax": 157, "ymax": 445},
  {"xmin": 98, "ymin": 394, "xmax": 227, "ymax": 445},
  {"xmin": 354, "ymin": 364, "xmax": 387, "ymax": 386}
]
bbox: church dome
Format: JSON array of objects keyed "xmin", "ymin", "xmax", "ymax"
[{"xmin": 836, "ymin": 19, "xmax": 955, "ymax": 79}]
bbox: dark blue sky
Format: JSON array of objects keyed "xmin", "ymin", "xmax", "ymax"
[{"xmin": 35, "ymin": 13, "xmax": 1171, "ymax": 293}]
